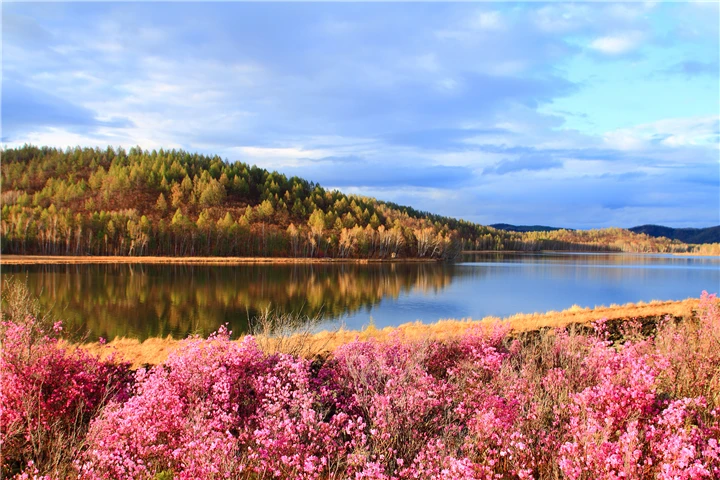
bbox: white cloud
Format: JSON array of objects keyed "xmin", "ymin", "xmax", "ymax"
[
  {"xmin": 435, "ymin": 9, "xmax": 505, "ymax": 42},
  {"xmin": 226, "ymin": 146, "xmax": 336, "ymax": 169},
  {"xmin": 3, "ymin": 127, "xmax": 184, "ymax": 152},
  {"xmin": 437, "ymin": 78, "xmax": 459, "ymax": 91},
  {"xmin": 603, "ymin": 115, "xmax": 720, "ymax": 151},
  {"xmin": 589, "ymin": 32, "xmax": 643, "ymax": 55},
  {"xmin": 602, "ymin": 130, "xmax": 647, "ymax": 151},
  {"xmin": 470, "ymin": 11, "xmax": 503, "ymax": 31}
]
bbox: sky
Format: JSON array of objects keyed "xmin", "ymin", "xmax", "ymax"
[{"xmin": 2, "ymin": 1, "xmax": 719, "ymax": 229}]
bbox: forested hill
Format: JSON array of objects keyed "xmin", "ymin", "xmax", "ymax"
[
  {"xmin": 1, "ymin": 146, "xmax": 714, "ymax": 258},
  {"xmin": 629, "ymin": 225, "xmax": 720, "ymax": 245},
  {"xmin": 490, "ymin": 224, "xmax": 565, "ymax": 233}
]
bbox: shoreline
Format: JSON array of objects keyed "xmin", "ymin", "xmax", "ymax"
[
  {"xmin": 3, "ymin": 251, "xmax": 717, "ymax": 265},
  {"xmin": 74, "ymin": 298, "xmax": 699, "ymax": 368},
  {"xmin": 0, "ymin": 255, "xmax": 440, "ymax": 266}
]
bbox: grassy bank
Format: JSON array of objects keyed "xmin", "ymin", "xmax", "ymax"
[
  {"xmin": 0, "ymin": 255, "xmax": 440, "ymax": 265},
  {"xmin": 3, "ymin": 251, "xmax": 717, "ymax": 267},
  {"xmin": 77, "ymin": 298, "xmax": 699, "ymax": 369}
]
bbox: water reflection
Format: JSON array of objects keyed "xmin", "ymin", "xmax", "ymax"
[
  {"xmin": 2, "ymin": 253, "xmax": 717, "ymax": 341},
  {"xmin": 1, "ymin": 262, "xmax": 464, "ymax": 341},
  {"xmin": 463, "ymin": 252, "xmax": 718, "ymax": 268}
]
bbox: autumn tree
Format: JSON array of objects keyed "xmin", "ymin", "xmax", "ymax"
[{"xmin": 156, "ymin": 193, "xmax": 168, "ymax": 213}]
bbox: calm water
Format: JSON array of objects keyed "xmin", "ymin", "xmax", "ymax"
[{"xmin": 2, "ymin": 253, "xmax": 718, "ymax": 341}]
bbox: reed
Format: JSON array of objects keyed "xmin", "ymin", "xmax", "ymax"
[{"xmin": 74, "ymin": 298, "xmax": 699, "ymax": 369}]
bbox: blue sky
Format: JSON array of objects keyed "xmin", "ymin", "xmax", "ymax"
[{"xmin": 2, "ymin": 1, "xmax": 718, "ymax": 229}]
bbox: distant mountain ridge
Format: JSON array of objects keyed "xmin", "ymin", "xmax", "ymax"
[
  {"xmin": 629, "ymin": 225, "xmax": 720, "ymax": 244},
  {"xmin": 491, "ymin": 223, "xmax": 719, "ymax": 245}
]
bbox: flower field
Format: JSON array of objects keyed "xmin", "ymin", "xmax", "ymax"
[{"xmin": 2, "ymin": 287, "xmax": 719, "ymax": 479}]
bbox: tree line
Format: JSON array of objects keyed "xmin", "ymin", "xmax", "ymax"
[{"xmin": 1, "ymin": 145, "xmax": 712, "ymax": 258}]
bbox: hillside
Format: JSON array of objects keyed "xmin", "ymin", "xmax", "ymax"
[
  {"xmin": 490, "ymin": 223, "xmax": 566, "ymax": 233},
  {"xmin": 0, "ymin": 145, "xmax": 711, "ymax": 258},
  {"xmin": 629, "ymin": 224, "xmax": 720, "ymax": 244}
]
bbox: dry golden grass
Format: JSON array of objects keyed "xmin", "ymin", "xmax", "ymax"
[
  {"xmin": 0, "ymin": 255, "xmax": 438, "ymax": 265},
  {"xmin": 72, "ymin": 298, "xmax": 699, "ymax": 369}
]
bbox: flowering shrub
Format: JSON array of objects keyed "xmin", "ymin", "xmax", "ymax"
[
  {"xmin": 3, "ymin": 290, "xmax": 719, "ymax": 478},
  {"xmin": 1, "ymin": 312, "xmax": 131, "ymax": 478},
  {"xmin": 557, "ymin": 339, "xmax": 664, "ymax": 479},
  {"xmin": 79, "ymin": 327, "xmax": 267, "ymax": 479}
]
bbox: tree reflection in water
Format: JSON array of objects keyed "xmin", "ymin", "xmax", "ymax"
[{"xmin": 1, "ymin": 263, "xmax": 463, "ymax": 341}]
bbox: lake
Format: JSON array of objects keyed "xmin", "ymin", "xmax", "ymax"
[{"xmin": 2, "ymin": 252, "xmax": 718, "ymax": 341}]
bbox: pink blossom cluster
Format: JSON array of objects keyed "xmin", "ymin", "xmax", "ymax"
[
  {"xmin": 1, "ymin": 315, "xmax": 131, "ymax": 478},
  {"xmin": 2, "ymin": 292, "xmax": 719, "ymax": 479}
]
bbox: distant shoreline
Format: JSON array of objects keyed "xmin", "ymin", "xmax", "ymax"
[
  {"xmin": 0, "ymin": 255, "xmax": 441, "ymax": 266},
  {"xmin": 464, "ymin": 250, "xmax": 720, "ymax": 257}
]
